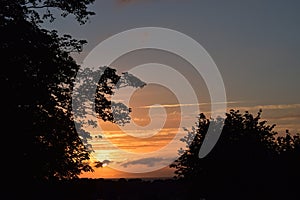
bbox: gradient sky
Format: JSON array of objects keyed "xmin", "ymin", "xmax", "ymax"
[{"xmin": 43, "ymin": 0, "xmax": 300, "ymax": 178}]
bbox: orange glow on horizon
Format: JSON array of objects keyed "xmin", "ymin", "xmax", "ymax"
[
  {"xmin": 99, "ymin": 83, "xmax": 182, "ymax": 153},
  {"xmin": 80, "ymin": 165, "xmax": 175, "ymax": 179}
]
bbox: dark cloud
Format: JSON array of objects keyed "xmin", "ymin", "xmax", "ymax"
[
  {"xmin": 102, "ymin": 159, "xmax": 111, "ymax": 164},
  {"xmin": 94, "ymin": 159, "xmax": 112, "ymax": 168},
  {"xmin": 121, "ymin": 157, "xmax": 175, "ymax": 167}
]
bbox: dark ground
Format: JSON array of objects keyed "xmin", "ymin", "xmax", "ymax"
[
  {"xmin": 26, "ymin": 178, "xmax": 201, "ymax": 200},
  {"xmin": 21, "ymin": 177, "xmax": 299, "ymax": 200}
]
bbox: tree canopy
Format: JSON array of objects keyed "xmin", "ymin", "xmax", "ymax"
[
  {"xmin": 1, "ymin": 0, "xmax": 95, "ymax": 25},
  {"xmin": 170, "ymin": 109, "xmax": 300, "ymax": 199},
  {"xmin": 1, "ymin": 0, "xmax": 145, "ymax": 183}
]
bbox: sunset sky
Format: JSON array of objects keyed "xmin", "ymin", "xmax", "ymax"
[{"xmin": 44, "ymin": 0, "xmax": 300, "ymax": 179}]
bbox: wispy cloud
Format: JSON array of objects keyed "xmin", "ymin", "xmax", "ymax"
[
  {"xmin": 117, "ymin": 0, "xmax": 155, "ymax": 5},
  {"xmin": 117, "ymin": 0, "xmax": 186, "ymax": 4},
  {"xmin": 138, "ymin": 101, "xmax": 240, "ymax": 109},
  {"xmin": 120, "ymin": 157, "xmax": 175, "ymax": 167},
  {"xmin": 229, "ymin": 103, "xmax": 300, "ymax": 111},
  {"xmin": 267, "ymin": 114, "xmax": 300, "ymax": 121}
]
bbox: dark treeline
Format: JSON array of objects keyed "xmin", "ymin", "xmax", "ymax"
[
  {"xmin": 30, "ymin": 178, "xmax": 192, "ymax": 200},
  {"xmin": 170, "ymin": 110, "xmax": 300, "ymax": 200}
]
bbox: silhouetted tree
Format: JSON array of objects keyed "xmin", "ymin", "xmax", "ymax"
[
  {"xmin": 1, "ymin": 0, "xmax": 94, "ymax": 182},
  {"xmin": 1, "ymin": 0, "xmax": 145, "ymax": 184},
  {"xmin": 274, "ymin": 130, "xmax": 300, "ymax": 198},
  {"xmin": 170, "ymin": 109, "xmax": 300, "ymax": 199}
]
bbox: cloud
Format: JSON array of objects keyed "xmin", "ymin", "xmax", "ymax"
[
  {"xmin": 94, "ymin": 159, "xmax": 112, "ymax": 168},
  {"xmin": 102, "ymin": 159, "xmax": 111, "ymax": 164},
  {"xmin": 267, "ymin": 114, "xmax": 300, "ymax": 121},
  {"xmin": 117, "ymin": 0, "xmax": 152, "ymax": 5},
  {"xmin": 117, "ymin": 0, "xmax": 186, "ymax": 4},
  {"xmin": 120, "ymin": 157, "xmax": 175, "ymax": 168},
  {"xmin": 229, "ymin": 103, "xmax": 300, "ymax": 111},
  {"xmin": 138, "ymin": 101, "xmax": 240, "ymax": 109}
]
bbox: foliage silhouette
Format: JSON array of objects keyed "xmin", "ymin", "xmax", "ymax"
[
  {"xmin": 170, "ymin": 109, "xmax": 300, "ymax": 199},
  {"xmin": 1, "ymin": 0, "xmax": 95, "ymax": 25},
  {"xmin": 1, "ymin": 0, "xmax": 145, "ymax": 184}
]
